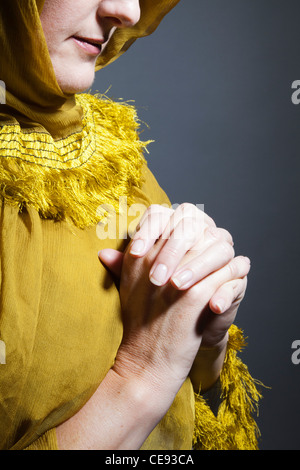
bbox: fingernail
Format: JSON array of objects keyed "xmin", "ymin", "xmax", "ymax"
[
  {"xmin": 150, "ymin": 264, "xmax": 168, "ymax": 286},
  {"xmin": 130, "ymin": 239, "xmax": 145, "ymax": 255},
  {"xmin": 214, "ymin": 300, "xmax": 225, "ymax": 314},
  {"xmin": 172, "ymin": 270, "xmax": 193, "ymax": 289}
]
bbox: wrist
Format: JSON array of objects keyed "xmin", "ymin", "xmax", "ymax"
[
  {"xmin": 109, "ymin": 367, "xmax": 168, "ymax": 416},
  {"xmin": 56, "ymin": 367, "xmax": 169, "ymax": 450},
  {"xmin": 111, "ymin": 358, "xmax": 178, "ymax": 418},
  {"xmin": 190, "ymin": 333, "xmax": 229, "ymax": 394}
]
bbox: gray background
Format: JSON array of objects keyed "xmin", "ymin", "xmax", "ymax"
[{"xmin": 92, "ymin": 0, "xmax": 300, "ymax": 450}]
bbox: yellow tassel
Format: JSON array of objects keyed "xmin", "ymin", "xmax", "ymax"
[
  {"xmin": 0, "ymin": 93, "xmax": 152, "ymax": 228},
  {"xmin": 193, "ymin": 325, "xmax": 264, "ymax": 450}
]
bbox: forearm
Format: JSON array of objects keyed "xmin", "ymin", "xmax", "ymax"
[
  {"xmin": 189, "ymin": 335, "xmax": 228, "ymax": 394},
  {"xmin": 56, "ymin": 368, "xmax": 168, "ymax": 450}
]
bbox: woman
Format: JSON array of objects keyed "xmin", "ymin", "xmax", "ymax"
[{"xmin": 0, "ymin": 0, "xmax": 261, "ymax": 450}]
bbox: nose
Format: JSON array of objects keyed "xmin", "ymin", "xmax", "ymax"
[{"xmin": 98, "ymin": 0, "xmax": 141, "ymax": 29}]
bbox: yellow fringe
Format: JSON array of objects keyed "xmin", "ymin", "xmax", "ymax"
[
  {"xmin": 193, "ymin": 325, "xmax": 263, "ymax": 450},
  {"xmin": 0, "ymin": 93, "xmax": 152, "ymax": 228}
]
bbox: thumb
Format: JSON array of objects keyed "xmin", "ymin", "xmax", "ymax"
[{"xmin": 98, "ymin": 249, "xmax": 124, "ymax": 278}]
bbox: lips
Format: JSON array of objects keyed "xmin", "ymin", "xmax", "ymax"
[{"xmin": 72, "ymin": 36, "xmax": 104, "ymax": 56}]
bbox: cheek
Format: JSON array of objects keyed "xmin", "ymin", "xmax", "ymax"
[
  {"xmin": 40, "ymin": 7, "xmax": 74, "ymax": 52},
  {"xmin": 39, "ymin": 2, "xmax": 97, "ymax": 93}
]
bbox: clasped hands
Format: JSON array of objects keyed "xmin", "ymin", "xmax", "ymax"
[{"xmin": 98, "ymin": 204, "xmax": 250, "ymax": 395}]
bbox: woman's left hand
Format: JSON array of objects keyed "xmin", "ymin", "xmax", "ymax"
[{"xmin": 99, "ymin": 203, "xmax": 250, "ymax": 351}]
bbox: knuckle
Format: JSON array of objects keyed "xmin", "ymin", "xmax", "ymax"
[
  {"xmin": 148, "ymin": 204, "xmax": 164, "ymax": 213},
  {"xmin": 179, "ymin": 202, "xmax": 196, "ymax": 212},
  {"xmin": 234, "ymin": 277, "xmax": 248, "ymax": 301},
  {"xmin": 175, "ymin": 217, "xmax": 198, "ymax": 243},
  {"xmin": 204, "ymin": 212, "xmax": 216, "ymax": 227},
  {"xmin": 175, "ymin": 204, "xmax": 206, "ymax": 237},
  {"xmin": 226, "ymin": 259, "xmax": 237, "ymax": 278},
  {"xmin": 242, "ymin": 257, "xmax": 251, "ymax": 275},
  {"xmin": 140, "ymin": 206, "xmax": 174, "ymax": 239},
  {"xmin": 221, "ymin": 228, "xmax": 234, "ymax": 245},
  {"xmin": 206, "ymin": 225, "xmax": 221, "ymax": 240},
  {"xmin": 220, "ymin": 241, "xmax": 235, "ymax": 259},
  {"xmin": 226, "ymin": 256, "xmax": 249, "ymax": 280},
  {"xmin": 176, "ymin": 203, "xmax": 199, "ymax": 220},
  {"xmin": 162, "ymin": 242, "xmax": 181, "ymax": 258},
  {"xmin": 206, "ymin": 226, "xmax": 233, "ymax": 245}
]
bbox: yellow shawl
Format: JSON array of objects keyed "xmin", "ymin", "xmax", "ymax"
[{"xmin": 0, "ymin": 0, "xmax": 262, "ymax": 450}]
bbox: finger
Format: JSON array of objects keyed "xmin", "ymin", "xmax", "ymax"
[
  {"xmin": 209, "ymin": 277, "xmax": 248, "ymax": 314},
  {"xmin": 186, "ymin": 256, "xmax": 251, "ymax": 306},
  {"xmin": 129, "ymin": 205, "xmax": 174, "ymax": 257},
  {"xmin": 170, "ymin": 240, "xmax": 235, "ymax": 290},
  {"xmin": 129, "ymin": 204, "xmax": 215, "ymax": 259},
  {"xmin": 159, "ymin": 203, "xmax": 206, "ymax": 242},
  {"xmin": 147, "ymin": 206, "xmax": 233, "ymax": 287},
  {"xmin": 168, "ymin": 226, "xmax": 234, "ymax": 289},
  {"xmin": 148, "ymin": 204, "xmax": 211, "ymax": 286},
  {"xmin": 173, "ymin": 225, "xmax": 233, "ymax": 268},
  {"xmin": 204, "ymin": 226, "xmax": 234, "ymax": 247},
  {"xmin": 135, "ymin": 204, "xmax": 173, "ymax": 233},
  {"xmin": 149, "ymin": 214, "xmax": 208, "ymax": 286},
  {"xmin": 98, "ymin": 249, "xmax": 124, "ymax": 278}
]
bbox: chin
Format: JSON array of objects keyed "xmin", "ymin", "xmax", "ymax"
[
  {"xmin": 60, "ymin": 82, "xmax": 94, "ymax": 94},
  {"xmin": 55, "ymin": 64, "xmax": 96, "ymax": 94},
  {"xmin": 58, "ymin": 77, "xmax": 95, "ymax": 94}
]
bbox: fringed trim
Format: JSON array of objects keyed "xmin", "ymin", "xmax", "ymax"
[
  {"xmin": 0, "ymin": 93, "xmax": 152, "ymax": 228},
  {"xmin": 193, "ymin": 325, "xmax": 263, "ymax": 450}
]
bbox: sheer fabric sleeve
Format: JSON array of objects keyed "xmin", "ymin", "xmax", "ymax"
[{"xmin": 24, "ymin": 429, "xmax": 58, "ymax": 451}]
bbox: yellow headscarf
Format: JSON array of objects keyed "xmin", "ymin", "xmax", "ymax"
[
  {"xmin": 0, "ymin": 0, "xmax": 180, "ymax": 138},
  {"xmin": 0, "ymin": 0, "xmax": 180, "ymax": 228}
]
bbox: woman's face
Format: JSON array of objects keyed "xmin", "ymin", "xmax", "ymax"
[{"xmin": 40, "ymin": 0, "xmax": 141, "ymax": 94}]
